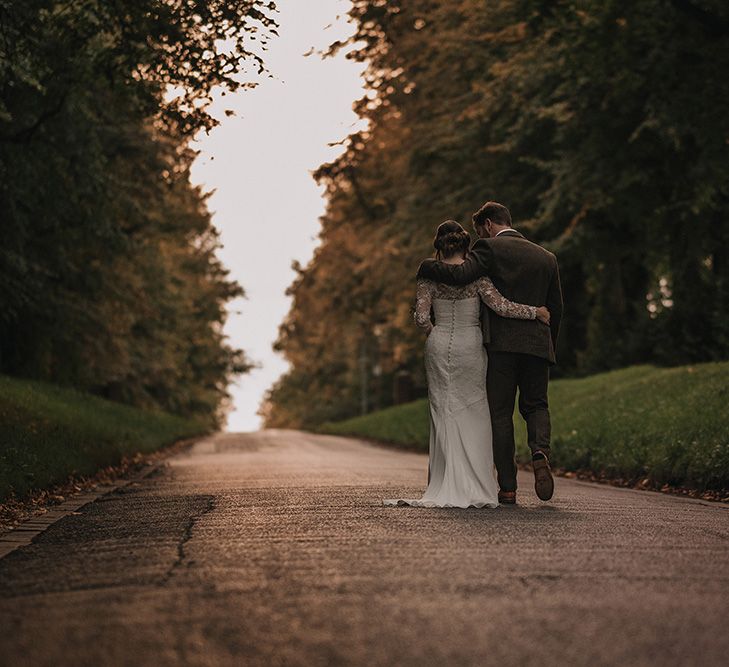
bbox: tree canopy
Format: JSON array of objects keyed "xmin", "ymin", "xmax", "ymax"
[
  {"xmin": 263, "ymin": 0, "xmax": 729, "ymax": 428},
  {"xmin": 1, "ymin": 0, "xmax": 277, "ymax": 425}
]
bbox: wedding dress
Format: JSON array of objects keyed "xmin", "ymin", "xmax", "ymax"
[{"xmin": 384, "ymin": 277, "xmax": 537, "ymax": 508}]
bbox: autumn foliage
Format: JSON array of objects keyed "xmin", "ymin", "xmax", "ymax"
[{"xmin": 264, "ymin": 0, "xmax": 729, "ymax": 428}]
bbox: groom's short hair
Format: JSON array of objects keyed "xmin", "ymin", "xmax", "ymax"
[{"xmin": 473, "ymin": 201, "xmax": 512, "ymax": 228}]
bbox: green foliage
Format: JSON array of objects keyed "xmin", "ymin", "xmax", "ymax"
[
  {"xmin": 266, "ymin": 0, "xmax": 729, "ymax": 427},
  {"xmin": 322, "ymin": 362, "xmax": 729, "ymax": 491},
  {"xmin": 322, "ymin": 399, "xmax": 430, "ymax": 451},
  {"xmin": 0, "ymin": 1, "xmax": 277, "ymax": 424},
  {"xmin": 0, "ymin": 374, "xmax": 206, "ymax": 500}
]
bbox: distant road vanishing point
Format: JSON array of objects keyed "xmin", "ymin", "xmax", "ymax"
[{"xmin": 1, "ymin": 430, "xmax": 728, "ymax": 666}]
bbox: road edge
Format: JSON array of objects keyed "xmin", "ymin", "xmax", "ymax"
[{"xmin": 0, "ymin": 437, "xmax": 202, "ymax": 560}]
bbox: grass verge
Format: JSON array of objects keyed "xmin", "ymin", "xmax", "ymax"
[
  {"xmin": 321, "ymin": 362, "xmax": 729, "ymax": 492},
  {"xmin": 0, "ymin": 375, "xmax": 208, "ymax": 500}
]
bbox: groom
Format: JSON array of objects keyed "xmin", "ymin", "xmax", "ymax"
[{"xmin": 417, "ymin": 201, "xmax": 563, "ymax": 503}]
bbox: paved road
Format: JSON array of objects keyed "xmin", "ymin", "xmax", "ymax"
[{"xmin": 1, "ymin": 430, "xmax": 728, "ymax": 666}]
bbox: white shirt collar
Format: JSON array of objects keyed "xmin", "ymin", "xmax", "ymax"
[{"xmin": 495, "ymin": 228, "xmax": 513, "ymax": 237}]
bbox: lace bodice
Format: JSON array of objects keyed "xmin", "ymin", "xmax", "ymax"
[{"xmin": 414, "ymin": 278, "xmax": 536, "ymax": 333}]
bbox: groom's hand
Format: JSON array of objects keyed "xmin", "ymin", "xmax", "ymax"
[{"xmin": 416, "ymin": 259, "xmax": 439, "ymax": 281}]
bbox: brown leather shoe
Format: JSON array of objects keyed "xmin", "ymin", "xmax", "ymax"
[
  {"xmin": 532, "ymin": 455, "xmax": 554, "ymax": 501},
  {"xmin": 498, "ymin": 490, "xmax": 516, "ymax": 505}
]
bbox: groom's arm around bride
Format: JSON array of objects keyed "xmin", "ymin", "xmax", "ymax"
[{"xmin": 416, "ymin": 204, "xmax": 563, "ymax": 364}]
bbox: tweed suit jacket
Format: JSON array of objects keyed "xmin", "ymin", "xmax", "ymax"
[{"xmin": 417, "ymin": 229, "xmax": 563, "ymax": 364}]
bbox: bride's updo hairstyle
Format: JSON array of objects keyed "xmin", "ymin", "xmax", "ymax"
[{"xmin": 433, "ymin": 220, "xmax": 470, "ymax": 260}]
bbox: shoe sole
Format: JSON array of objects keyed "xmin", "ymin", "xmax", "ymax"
[{"xmin": 533, "ymin": 466, "xmax": 554, "ymax": 501}]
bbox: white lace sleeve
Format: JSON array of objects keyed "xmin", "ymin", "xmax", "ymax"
[
  {"xmin": 414, "ymin": 279, "xmax": 435, "ymax": 334},
  {"xmin": 477, "ymin": 277, "xmax": 536, "ymax": 320}
]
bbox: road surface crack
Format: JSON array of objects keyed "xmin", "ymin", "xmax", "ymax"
[{"xmin": 160, "ymin": 495, "xmax": 215, "ymax": 585}]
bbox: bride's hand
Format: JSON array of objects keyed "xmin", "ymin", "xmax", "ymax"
[{"xmin": 536, "ymin": 306, "xmax": 550, "ymax": 325}]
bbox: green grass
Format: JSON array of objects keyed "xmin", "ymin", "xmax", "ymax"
[
  {"xmin": 321, "ymin": 362, "xmax": 729, "ymax": 491},
  {"xmin": 0, "ymin": 375, "xmax": 208, "ymax": 500}
]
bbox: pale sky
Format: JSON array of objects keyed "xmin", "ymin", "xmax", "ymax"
[{"xmin": 191, "ymin": 0, "xmax": 366, "ymax": 432}]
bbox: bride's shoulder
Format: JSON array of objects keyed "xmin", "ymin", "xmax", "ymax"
[
  {"xmin": 474, "ymin": 276, "xmax": 493, "ymax": 286},
  {"xmin": 416, "ymin": 278, "xmax": 437, "ymax": 294}
]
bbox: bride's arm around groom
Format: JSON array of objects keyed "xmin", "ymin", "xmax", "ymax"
[{"xmin": 416, "ymin": 226, "xmax": 563, "ymax": 362}]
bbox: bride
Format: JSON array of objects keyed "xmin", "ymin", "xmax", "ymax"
[{"xmin": 385, "ymin": 221, "xmax": 550, "ymax": 508}]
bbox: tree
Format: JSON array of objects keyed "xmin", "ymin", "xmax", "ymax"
[
  {"xmin": 266, "ymin": 0, "xmax": 729, "ymax": 428},
  {"xmin": 0, "ymin": 1, "xmax": 277, "ymax": 425}
]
